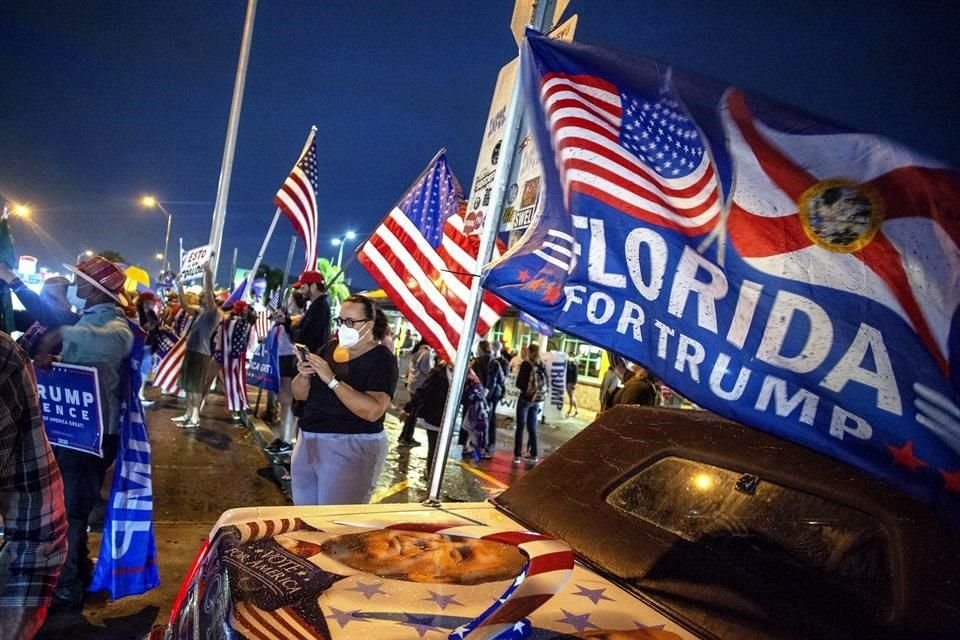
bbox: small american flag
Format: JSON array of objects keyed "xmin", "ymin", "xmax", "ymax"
[
  {"xmin": 274, "ymin": 128, "xmax": 320, "ymax": 272},
  {"xmin": 153, "ymin": 335, "xmax": 185, "ymax": 394},
  {"xmin": 220, "ymin": 315, "xmax": 251, "ymax": 412},
  {"xmin": 541, "ymin": 73, "xmax": 721, "ymax": 235},
  {"xmin": 356, "ymin": 152, "xmax": 507, "ymax": 363}
]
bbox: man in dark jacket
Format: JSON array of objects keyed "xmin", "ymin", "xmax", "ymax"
[
  {"xmin": 293, "ymin": 270, "xmax": 331, "ymax": 354},
  {"xmin": 472, "ymin": 340, "xmax": 505, "ymax": 457}
]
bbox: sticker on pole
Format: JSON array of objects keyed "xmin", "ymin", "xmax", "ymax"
[{"xmin": 179, "ymin": 244, "xmax": 212, "ymax": 282}]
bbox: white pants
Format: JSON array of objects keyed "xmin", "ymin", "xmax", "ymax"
[{"xmin": 291, "ymin": 431, "xmax": 388, "ymax": 506}]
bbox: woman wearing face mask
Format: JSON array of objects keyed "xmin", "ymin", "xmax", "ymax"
[{"xmin": 291, "ymin": 294, "xmax": 399, "ymax": 505}]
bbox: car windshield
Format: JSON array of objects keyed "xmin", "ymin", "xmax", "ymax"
[{"xmin": 606, "ymin": 456, "xmax": 893, "ymax": 613}]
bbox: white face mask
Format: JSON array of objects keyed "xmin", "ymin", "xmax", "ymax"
[
  {"xmin": 66, "ymin": 284, "xmax": 86, "ymax": 312},
  {"xmin": 338, "ymin": 325, "xmax": 362, "ymax": 348}
]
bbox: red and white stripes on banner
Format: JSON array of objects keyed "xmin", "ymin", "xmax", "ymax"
[
  {"xmin": 540, "ymin": 73, "xmax": 721, "ymax": 235},
  {"xmin": 255, "ymin": 309, "xmax": 272, "ymax": 343},
  {"xmin": 220, "ymin": 317, "xmax": 250, "ymax": 412},
  {"xmin": 357, "ymin": 211, "xmax": 509, "ymax": 363},
  {"xmin": 153, "ymin": 335, "xmax": 186, "ymax": 394}
]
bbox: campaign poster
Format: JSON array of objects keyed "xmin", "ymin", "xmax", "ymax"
[
  {"xmin": 179, "ymin": 244, "xmax": 212, "ymax": 282},
  {"xmin": 247, "ymin": 328, "xmax": 280, "ymax": 393},
  {"xmin": 496, "ymin": 350, "xmax": 567, "ymax": 422},
  {"xmin": 35, "ymin": 362, "xmax": 104, "ymax": 457}
]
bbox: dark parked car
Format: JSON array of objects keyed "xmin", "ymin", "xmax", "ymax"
[{"xmin": 154, "ymin": 407, "xmax": 960, "ymax": 639}]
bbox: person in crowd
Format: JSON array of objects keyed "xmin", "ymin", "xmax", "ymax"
[
  {"xmin": 293, "ymin": 270, "xmax": 331, "ymax": 354},
  {"xmin": 408, "ymin": 359, "xmax": 450, "ymax": 475},
  {"xmin": 33, "ymin": 256, "xmax": 133, "ymax": 610},
  {"xmin": 611, "ymin": 363, "xmax": 659, "ymax": 407},
  {"xmin": 291, "ymin": 294, "xmax": 398, "ymax": 505},
  {"xmin": 0, "ymin": 332, "xmax": 68, "ymax": 638},
  {"xmin": 0, "ymin": 264, "xmax": 78, "ymax": 355},
  {"xmin": 264, "ymin": 304, "xmax": 298, "ymax": 454},
  {"xmin": 599, "ymin": 353, "xmax": 627, "ymax": 412},
  {"xmin": 135, "ymin": 291, "xmax": 161, "ymax": 406},
  {"xmin": 564, "ymin": 356, "xmax": 579, "ymax": 418},
  {"xmin": 509, "ymin": 344, "xmax": 529, "ymax": 374},
  {"xmin": 380, "ymin": 322, "xmax": 395, "ymax": 353},
  {"xmin": 461, "ymin": 368, "xmax": 491, "ymax": 462},
  {"xmin": 215, "ymin": 300, "xmax": 254, "ymax": 423},
  {"xmin": 513, "ymin": 343, "xmax": 547, "ymax": 465},
  {"xmin": 398, "ymin": 339, "xmax": 432, "ymax": 447},
  {"xmin": 473, "ymin": 339, "xmax": 505, "ymax": 458},
  {"xmin": 172, "ymin": 261, "xmax": 220, "ymax": 429}
]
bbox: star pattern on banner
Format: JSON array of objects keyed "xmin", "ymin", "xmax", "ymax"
[
  {"xmin": 940, "ymin": 468, "xmax": 960, "ymax": 493},
  {"xmin": 397, "ymin": 613, "xmax": 442, "ymax": 637},
  {"xmin": 542, "ymin": 282, "xmax": 563, "ymax": 304},
  {"xmin": 326, "ymin": 607, "xmax": 366, "ymax": 629},
  {"xmin": 517, "ymin": 269, "xmax": 531, "ymax": 282},
  {"xmin": 345, "ymin": 580, "xmax": 387, "ymax": 600},
  {"xmin": 570, "ymin": 584, "xmax": 615, "ymax": 605},
  {"xmin": 424, "ymin": 590, "xmax": 464, "ymax": 610},
  {"xmin": 634, "ymin": 619, "xmax": 667, "ymax": 631},
  {"xmin": 556, "ymin": 609, "xmax": 599, "ymax": 633},
  {"xmin": 887, "ymin": 441, "xmax": 928, "ymax": 472}
]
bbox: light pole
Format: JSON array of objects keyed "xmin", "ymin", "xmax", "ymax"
[
  {"xmin": 76, "ymin": 249, "xmax": 94, "ymax": 264},
  {"xmin": 141, "ymin": 196, "xmax": 173, "ymax": 273},
  {"xmin": 331, "ymin": 230, "xmax": 357, "ymax": 268}
]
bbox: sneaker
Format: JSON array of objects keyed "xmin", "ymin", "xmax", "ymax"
[
  {"xmin": 513, "ymin": 457, "xmax": 523, "ymax": 465},
  {"xmin": 178, "ymin": 419, "xmax": 199, "ymax": 430},
  {"xmin": 528, "ymin": 456, "xmax": 540, "ymax": 464},
  {"xmin": 398, "ymin": 438, "xmax": 421, "ymax": 447},
  {"xmin": 481, "ymin": 452, "xmax": 494, "ymax": 460},
  {"xmin": 140, "ymin": 399, "xmax": 155, "ymax": 408},
  {"xmin": 171, "ymin": 415, "xmax": 189, "ymax": 423}
]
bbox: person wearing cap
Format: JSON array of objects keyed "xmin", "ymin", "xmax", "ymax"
[
  {"xmin": 33, "ymin": 255, "xmax": 134, "ymax": 610},
  {"xmin": 293, "ymin": 270, "xmax": 331, "ymax": 355},
  {"xmin": 0, "ymin": 264, "xmax": 78, "ymax": 356}
]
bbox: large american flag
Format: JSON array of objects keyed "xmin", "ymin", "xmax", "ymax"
[
  {"xmin": 540, "ymin": 73, "xmax": 722, "ymax": 236},
  {"xmin": 274, "ymin": 128, "xmax": 320, "ymax": 272},
  {"xmin": 357, "ymin": 153, "xmax": 508, "ymax": 362},
  {"xmin": 218, "ymin": 315, "xmax": 252, "ymax": 412}
]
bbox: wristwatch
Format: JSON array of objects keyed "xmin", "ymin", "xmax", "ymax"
[{"xmin": 327, "ymin": 377, "xmax": 341, "ymax": 390}]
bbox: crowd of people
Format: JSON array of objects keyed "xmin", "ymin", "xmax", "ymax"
[{"xmin": 0, "ymin": 248, "xmax": 666, "ymax": 639}]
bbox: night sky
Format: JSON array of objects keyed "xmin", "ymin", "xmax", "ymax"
[{"xmin": 2, "ymin": 1, "xmax": 958, "ymax": 290}]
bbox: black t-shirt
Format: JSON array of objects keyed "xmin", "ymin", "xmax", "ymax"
[{"xmin": 299, "ymin": 341, "xmax": 399, "ymax": 434}]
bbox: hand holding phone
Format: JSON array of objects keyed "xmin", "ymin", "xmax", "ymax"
[{"xmin": 295, "ymin": 343, "xmax": 310, "ymax": 362}]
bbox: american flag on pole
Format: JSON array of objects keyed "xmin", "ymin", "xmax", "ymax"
[
  {"xmin": 274, "ymin": 127, "xmax": 320, "ymax": 273},
  {"xmin": 218, "ymin": 315, "xmax": 252, "ymax": 412},
  {"xmin": 357, "ymin": 152, "xmax": 508, "ymax": 363},
  {"xmin": 541, "ymin": 72, "xmax": 722, "ymax": 236}
]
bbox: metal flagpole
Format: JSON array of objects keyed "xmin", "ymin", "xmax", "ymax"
[
  {"xmin": 207, "ymin": 0, "xmax": 257, "ymax": 277},
  {"xmin": 280, "ymin": 235, "xmax": 297, "ymax": 293},
  {"xmin": 244, "ymin": 207, "xmax": 282, "ymax": 299},
  {"xmin": 425, "ymin": 0, "xmax": 558, "ymax": 505},
  {"xmin": 230, "ymin": 247, "xmax": 238, "ymax": 283}
]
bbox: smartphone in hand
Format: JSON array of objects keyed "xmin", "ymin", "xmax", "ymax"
[{"xmin": 295, "ymin": 343, "xmax": 310, "ymax": 362}]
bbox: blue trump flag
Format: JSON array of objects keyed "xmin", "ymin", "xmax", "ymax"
[
  {"xmin": 484, "ymin": 33, "xmax": 960, "ymax": 521},
  {"xmin": 90, "ymin": 321, "xmax": 160, "ymax": 597},
  {"xmin": 247, "ymin": 325, "xmax": 281, "ymax": 393}
]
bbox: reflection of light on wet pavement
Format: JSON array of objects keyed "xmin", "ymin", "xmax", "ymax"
[{"xmin": 370, "ymin": 479, "xmax": 409, "ymax": 503}]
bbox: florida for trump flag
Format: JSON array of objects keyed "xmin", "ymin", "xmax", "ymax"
[
  {"xmin": 484, "ymin": 33, "xmax": 960, "ymax": 522},
  {"xmin": 357, "ymin": 152, "xmax": 508, "ymax": 363}
]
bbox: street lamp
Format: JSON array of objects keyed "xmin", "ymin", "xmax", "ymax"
[
  {"xmin": 76, "ymin": 249, "xmax": 94, "ymax": 264},
  {"xmin": 331, "ymin": 230, "xmax": 357, "ymax": 268},
  {"xmin": 12, "ymin": 203, "xmax": 31, "ymax": 218},
  {"xmin": 141, "ymin": 195, "xmax": 173, "ymax": 272}
]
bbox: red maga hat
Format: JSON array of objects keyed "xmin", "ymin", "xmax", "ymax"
[{"xmin": 296, "ymin": 270, "xmax": 325, "ymax": 287}]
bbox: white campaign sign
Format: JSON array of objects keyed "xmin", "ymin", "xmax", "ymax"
[
  {"xmin": 179, "ymin": 244, "xmax": 211, "ymax": 282},
  {"xmin": 497, "ymin": 351, "xmax": 568, "ymax": 422}
]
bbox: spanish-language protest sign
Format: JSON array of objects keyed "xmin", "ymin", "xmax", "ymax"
[
  {"xmin": 35, "ymin": 362, "xmax": 104, "ymax": 457},
  {"xmin": 179, "ymin": 244, "xmax": 212, "ymax": 282},
  {"xmin": 484, "ymin": 33, "xmax": 960, "ymax": 523}
]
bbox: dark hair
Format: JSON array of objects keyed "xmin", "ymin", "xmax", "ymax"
[
  {"xmin": 477, "ymin": 340, "xmax": 491, "ymax": 355},
  {"xmin": 344, "ymin": 294, "xmax": 388, "ymax": 340}
]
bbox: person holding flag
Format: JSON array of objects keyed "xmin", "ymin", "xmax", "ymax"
[
  {"xmin": 32, "ymin": 256, "xmax": 133, "ymax": 610},
  {"xmin": 171, "ymin": 260, "xmax": 220, "ymax": 429}
]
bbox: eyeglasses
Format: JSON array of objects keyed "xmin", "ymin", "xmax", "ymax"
[{"xmin": 335, "ymin": 316, "xmax": 370, "ymax": 329}]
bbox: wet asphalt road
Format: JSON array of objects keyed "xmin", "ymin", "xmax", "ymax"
[{"xmin": 37, "ymin": 386, "xmax": 592, "ymax": 639}]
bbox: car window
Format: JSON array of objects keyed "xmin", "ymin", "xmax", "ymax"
[{"xmin": 607, "ymin": 456, "xmax": 893, "ymax": 614}]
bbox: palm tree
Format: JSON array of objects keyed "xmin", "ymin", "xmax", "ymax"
[{"xmin": 316, "ymin": 257, "xmax": 350, "ymax": 305}]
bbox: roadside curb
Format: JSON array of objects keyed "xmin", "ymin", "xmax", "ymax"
[{"xmin": 247, "ymin": 412, "xmax": 293, "ymax": 501}]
